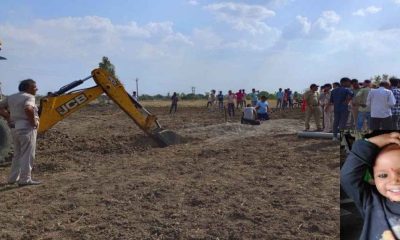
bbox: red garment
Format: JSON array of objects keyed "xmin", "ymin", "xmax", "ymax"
[
  {"xmin": 301, "ymin": 95, "xmax": 306, "ymax": 112},
  {"xmin": 236, "ymin": 92, "xmax": 243, "ymax": 101}
]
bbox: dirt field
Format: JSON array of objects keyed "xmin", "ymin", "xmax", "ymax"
[{"xmin": 0, "ymin": 103, "xmax": 339, "ymax": 239}]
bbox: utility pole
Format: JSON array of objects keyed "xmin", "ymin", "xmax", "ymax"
[
  {"xmin": 192, "ymin": 86, "xmax": 195, "ymax": 95},
  {"xmin": 136, "ymin": 78, "xmax": 139, "ymax": 97}
]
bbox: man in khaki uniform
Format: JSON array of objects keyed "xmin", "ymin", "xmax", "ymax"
[
  {"xmin": 0, "ymin": 79, "xmax": 41, "ymax": 186},
  {"xmin": 354, "ymin": 80, "xmax": 371, "ymax": 131},
  {"xmin": 304, "ymin": 83, "xmax": 322, "ymax": 131},
  {"xmin": 321, "ymin": 83, "xmax": 333, "ymax": 132}
]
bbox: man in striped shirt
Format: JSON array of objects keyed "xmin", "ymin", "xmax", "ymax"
[{"xmin": 390, "ymin": 78, "xmax": 400, "ymax": 130}]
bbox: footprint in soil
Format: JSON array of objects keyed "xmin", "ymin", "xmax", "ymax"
[
  {"xmin": 228, "ymin": 210, "xmax": 248, "ymax": 220},
  {"xmin": 186, "ymin": 197, "xmax": 204, "ymax": 207},
  {"xmin": 35, "ymin": 162, "xmax": 66, "ymax": 173}
]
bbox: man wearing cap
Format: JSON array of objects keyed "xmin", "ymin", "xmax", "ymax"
[
  {"xmin": 304, "ymin": 83, "xmax": 322, "ymax": 131},
  {"xmin": 330, "ymin": 77, "xmax": 353, "ymax": 140}
]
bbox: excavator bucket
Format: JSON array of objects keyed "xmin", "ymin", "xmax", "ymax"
[{"xmin": 151, "ymin": 129, "xmax": 183, "ymax": 147}]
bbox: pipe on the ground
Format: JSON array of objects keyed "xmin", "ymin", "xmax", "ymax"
[{"xmin": 297, "ymin": 131, "xmax": 333, "ymax": 139}]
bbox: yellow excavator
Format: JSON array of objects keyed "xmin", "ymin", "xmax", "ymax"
[{"xmin": 0, "ymin": 68, "xmax": 181, "ymax": 162}]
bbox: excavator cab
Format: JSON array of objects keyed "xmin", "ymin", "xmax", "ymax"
[{"xmin": 38, "ymin": 68, "xmax": 182, "ymax": 147}]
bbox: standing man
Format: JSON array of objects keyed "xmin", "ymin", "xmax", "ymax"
[
  {"xmin": 287, "ymin": 88, "xmax": 293, "ymax": 108},
  {"xmin": 354, "ymin": 80, "xmax": 371, "ymax": 131},
  {"xmin": 390, "ymin": 78, "xmax": 400, "ymax": 130},
  {"xmin": 217, "ymin": 90, "xmax": 224, "ymax": 111},
  {"xmin": 207, "ymin": 89, "xmax": 216, "ymax": 109},
  {"xmin": 226, "ymin": 90, "xmax": 236, "ymax": 117},
  {"xmin": 304, "ymin": 83, "xmax": 322, "ymax": 131},
  {"xmin": 235, "ymin": 89, "xmax": 243, "ymax": 109},
  {"xmin": 276, "ymin": 88, "xmax": 283, "ymax": 109},
  {"xmin": 330, "ymin": 77, "xmax": 353, "ymax": 140},
  {"xmin": 367, "ymin": 81, "xmax": 396, "ymax": 130},
  {"xmin": 321, "ymin": 84, "xmax": 333, "ymax": 133},
  {"xmin": 132, "ymin": 91, "xmax": 138, "ymax": 101},
  {"xmin": 169, "ymin": 92, "xmax": 179, "ymax": 114},
  {"xmin": 249, "ymin": 88, "xmax": 258, "ymax": 107},
  {"xmin": 0, "ymin": 79, "xmax": 41, "ymax": 186},
  {"xmin": 350, "ymin": 79, "xmax": 361, "ymax": 128}
]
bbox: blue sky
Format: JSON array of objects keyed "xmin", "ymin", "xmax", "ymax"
[{"xmin": 1, "ymin": 0, "xmax": 400, "ymax": 95}]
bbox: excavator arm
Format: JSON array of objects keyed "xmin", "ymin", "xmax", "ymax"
[{"xmin": 38, "ymin": 68, "xmax": 181, "ymax": 147}]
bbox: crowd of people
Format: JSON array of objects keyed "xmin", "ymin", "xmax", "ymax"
[
  {"xmin": 303, "ymin": 77, "xmax": 400, "ymax": 140},
  {"xmin": 206, "ymin": 88, "xmax": 271, "ymax": 124}
]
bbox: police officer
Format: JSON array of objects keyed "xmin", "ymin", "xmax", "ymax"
[{"xmin": 304, "ymin": 83, "xmax": 322, "ymax": 131}]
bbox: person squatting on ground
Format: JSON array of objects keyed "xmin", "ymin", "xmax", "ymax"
[
  {"xmin": 303, "ymin": 83, "xmax": 322, "ymax": 131},
  {"xmin": 330, "ymin": 77, "xmax": 353, "ymax": 140},
  {"xmin": 227, "ymin": 90, "xmax": 236, "ymax": 117},
  {"xmin": 207, "ymin": 89, "xmax": 216, "ymax": 109},
  {"xmin": 321, "ymin": 83, "xmax": 333, "ymax": 133},
  {"xmin": 0, "ymin": 79, "xmax": 41, "ymax": 186},
  {"xmin": 355, "ymin": 80, "xmax": 372, "ymax": 131},
  {"xmin": 341, "ymin": 132, "xmax": 400, "ymax": 240},
  {"xmin": 217, "ymin": 90, "xmax": 224, "ymax": 111},
  {"xmin": 367, "ymin": 81, "xmax": 396, "ymax": 130},
  {"xmin": 249, "ymin": 88, "xmax": 259, "ymax": 107},
  {"xmin": 169, "ymin": 92, "xmax": 179, "ymax": 114},
  {"xmin": 241, "ymin": 104, "xmax": 260, "ymax": 125},
  {"xmin": 390, "ymin": 78, "xmax": 400, "ymax": 130},
  {"xmin": 255, "ymin": 95, "xmax": 269, "ymax": 120}
]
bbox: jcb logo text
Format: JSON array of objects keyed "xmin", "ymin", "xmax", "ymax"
[{"xmin": 56, "ymin": 94, "xmax": 88, "ymax": 115}]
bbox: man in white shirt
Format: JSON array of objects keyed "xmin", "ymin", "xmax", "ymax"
[
  {"xmin": 366, "ymin": 81, "xmax": 396, "ymax": 130},
  {"xmin": 241, "ymin": 104, "xmax": 260, "ymax": 125},
  {"xmin": 0, "ymin": 79, "xmax": 41, "ymax": 186}
]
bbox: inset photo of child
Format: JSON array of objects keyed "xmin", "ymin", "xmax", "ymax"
[{"xmin": 341, "ymin": 131, "xmax": 400, "ymax": 239}]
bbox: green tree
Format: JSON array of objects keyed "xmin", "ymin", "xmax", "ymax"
[
  {"xmin": 99, "ymin": 56, "xmax": 117, "ymax": 79},
  {"xmin": 371, "ymin": 74, "xmax": 397, "ymax": 85}
]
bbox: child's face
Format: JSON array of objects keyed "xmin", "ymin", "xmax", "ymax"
[{"xmin": 373, "ymin": 146, "xmax": 400, "ymax": 202}]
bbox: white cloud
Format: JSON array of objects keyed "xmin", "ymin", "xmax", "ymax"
[
  {"xmin": 187, "ymin": 0, "xmax": 199, "ymax": 6},
  {"xmin": 324, "ymin": 28, "xmax": 400, "ymax": 58},
  {"xmin": 0, "ymin": 16, "xmax": 193, "ymax": 60},
  {"xmin": 296, "ymin": 16, "xmax": 311, "ymax": 35},
  {"xmin": 192, "ymin": 28, "xmax": 224, "ymax": 49},
  {"xmin": 393, "ymin": 0, "xmax": 400, "ymax": 5},
  {"xmin": 204, "ymin": 2, "xmax": 275, "ymax": 35},
  {"xmin": 352, "ymin": 6, "xmax": 382, "ymax": 17},
  {"xmin": 314, "ymin": 11, "xmax": 340, "ymax": 32},
  {"xmin": 268, "ymin": 0, "xmax": 294, "ymax": 8},
  {"xmin": 281, "ymin": 11, "xmax": 340, "ymax": 41}
]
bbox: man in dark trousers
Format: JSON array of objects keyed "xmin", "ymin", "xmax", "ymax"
[{"xmin": 330, "ymin": 77, "xmax": 353, "ymax": 141}]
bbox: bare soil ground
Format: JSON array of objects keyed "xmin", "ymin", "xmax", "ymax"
[{"xmin": 0, "ymin": 104, "xmax": 339, "ymax": 240}]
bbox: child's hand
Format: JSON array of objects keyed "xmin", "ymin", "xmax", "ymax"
[{"xmin": 367, "ymin": 132, "xmax": 400, "ymax": 148}]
